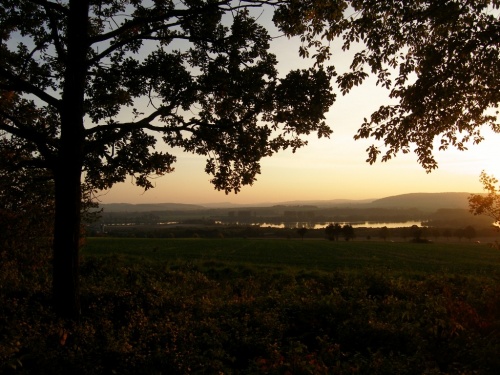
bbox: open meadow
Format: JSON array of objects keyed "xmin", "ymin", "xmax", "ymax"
[
  {"xmin": 2, "ymin": 237, "xmax": 500, "ymax": 374},
  {"xmin": 84, "ymin": 237, "xmax": 500, "ymax": 278}
]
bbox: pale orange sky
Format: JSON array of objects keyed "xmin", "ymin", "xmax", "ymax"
[
  {"xmin": 97, "ymin": 79, "xmax": 500, "ymax": 205},
  {"xmin": 96, "ymin": 11, "xmax": 500, "ymax": 205}
]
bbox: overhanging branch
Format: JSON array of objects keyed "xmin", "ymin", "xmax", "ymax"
[
  {"xmin": 27, "ymin": 0, "xmax": 69, "ymax": 15},
  {"xmin": 87, "ymin": 0, "xmax": 282, "ymax": 65},
  {"xmin": 0, "ymin": 68, "xmax": 62, "ymax": 110},
  {"xmin": 41, "ymin": 0, "xmax": 67, "ymax": 62},
  {"xmin": 0, "ymin": 116, "xmax": 56, "ymax": 166}
]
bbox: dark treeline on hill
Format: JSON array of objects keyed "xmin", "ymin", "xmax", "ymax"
[{"xmin": 87, "ymin": 219, "xmax": 500, "ymax": 242}]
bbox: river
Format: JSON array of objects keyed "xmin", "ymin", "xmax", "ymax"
[{"xmin": 250, "ymin": 221, "xmax": 423, "ymax": 229}]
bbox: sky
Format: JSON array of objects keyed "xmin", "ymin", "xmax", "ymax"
[{"xmin": 97, "ymin": 8, "xmax": 500, "ymax": 205}]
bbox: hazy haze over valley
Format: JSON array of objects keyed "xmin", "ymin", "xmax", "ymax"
[{"xmin": 99, "ymin": 192, "xmax": 474, "ymax": 211}]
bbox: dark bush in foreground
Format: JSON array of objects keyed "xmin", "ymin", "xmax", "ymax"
[{"xmin": 1, "ymin": 252, "xmax": 500, "ymax": 374}]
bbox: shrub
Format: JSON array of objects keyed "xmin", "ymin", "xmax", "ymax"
[{"xmin": 1, "ymin": 253, "xmax": 499, "ymax": 374}]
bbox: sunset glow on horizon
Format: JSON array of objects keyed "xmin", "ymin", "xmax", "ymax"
[{"xmin": 97, "ymin": 125, "xmax": 500, "ymax": 205}]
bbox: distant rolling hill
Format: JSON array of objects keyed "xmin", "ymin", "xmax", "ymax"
[
  {"xmin": 99, "ymin": 192, "xmax": 476, "ymax": 212},
  {"xmin": 99, "ymin": 202, "xmax": 206, "ymax": 212},
  {"xmin": 369, "ymin": 192, "xmax": 472, "ymax": 212}
]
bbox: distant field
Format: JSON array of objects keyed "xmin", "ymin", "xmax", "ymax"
[{"xmin": 84, "ymin": 237, "xmax": 500, "ymax": 278}]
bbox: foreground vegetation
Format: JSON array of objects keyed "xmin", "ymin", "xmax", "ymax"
[{"xmin": 2, "ymin": 238, "xmax": 500, "ymax": 374}]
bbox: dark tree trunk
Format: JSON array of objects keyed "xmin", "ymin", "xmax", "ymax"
[
  {"xmin": 52, "ymin": 0, "xmax": 89, "ymax": 319},
  {"xmin": 53, "ymin": 165, "xmax": 83, "ymax": 318}
]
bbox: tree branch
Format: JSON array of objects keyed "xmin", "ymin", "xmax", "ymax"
[
  {"xmin": 87, "ymin": 0, "xmax": 281, "ymax": 65},
  {"xmin": 88, "ymin": 8, "xmax": 189, "ymax": 45},
  {"xmin": 27, "ymin": 0, "xmax": 69, "ymax": 16},
  {"xmin": 40, "ymin": 0, "xmax": 67, "ymax": 62},
  {"xmin": 0, "ymin": 68, "xmax": 62, "ymax": 109},
  {"xmin": 0, "ymin": 114, "xmax": 56, "ymax": 166},
  {"xmin": 87, "ymin": 20, "xmax": 186, "ymax": 66},
  {"xmin": 87, "ymin": 0, "xmax": 274, "ymax": 44},
  {"xmin": 85, "ymin": 106, "xmax": 177, "ymax": 136},
  {"xmin": 83, "ymin": 105, "xmax": 193, "ymax": 154}
]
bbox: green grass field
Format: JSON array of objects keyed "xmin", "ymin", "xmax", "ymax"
[{"xmin": 84, "ymin": 237, "xmax": 500, "ymax": 278}]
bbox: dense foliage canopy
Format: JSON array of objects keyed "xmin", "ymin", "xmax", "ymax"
[
  {"xmin": 0, "ymin": 0, "xmax": 335, "ymax": 194},
  {"xmin": 275, "ymin": 0, "xmax": 500, "ymax": 170}
]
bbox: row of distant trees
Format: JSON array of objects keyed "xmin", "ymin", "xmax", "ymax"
[
  {"xmin": 297, "ymin": 223, "xmax": 355, "ymax": 241},
  {"xmin": 303, "ymin": 224, "xmax": 483, "ymax": 242},
  {"xmin": 377, "ymin": 225, "xmax": 479, "ymax": 242},
  {"xmin": 324, "ymin": 223, "xmax": 355, "ymax": 241},
  {"xmin": 88, "ymin": 222, "xmax": 488, "ymax": 241},
  {"xmin": 297, "ymin": 224, "xmax": 355, "ymax": 241}
]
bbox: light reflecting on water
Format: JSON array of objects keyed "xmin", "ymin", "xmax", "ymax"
[{"xmin": 255, "ymin": 221, "xmax": 423, "ymax": 229}]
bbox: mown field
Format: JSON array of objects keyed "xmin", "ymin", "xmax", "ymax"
[{"xmin": 2, "ymin": 237, "xmax": 500, "ymax": 374}]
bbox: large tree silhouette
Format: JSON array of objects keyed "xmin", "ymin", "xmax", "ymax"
[{"xmin": 0, "ymin": 0, "xmax": 335, "ymax": 318}]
